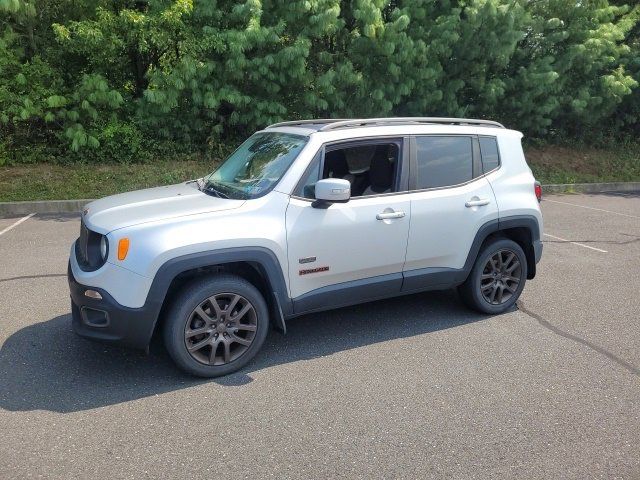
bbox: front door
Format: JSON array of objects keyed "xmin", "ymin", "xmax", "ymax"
[
  {"xmin": 285, "ymin": 138, "xmax": 410, "ymax": 312},
  {"xmin": 286, "ymin": 196, "xmax": 410, "ymax": 309}
]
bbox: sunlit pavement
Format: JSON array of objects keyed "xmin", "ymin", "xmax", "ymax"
[{"xmin": 1, "ymin": 193, "xmax": 639, "ymax": 479}]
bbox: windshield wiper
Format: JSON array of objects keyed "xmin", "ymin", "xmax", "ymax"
[{"xmin": 203, "ymin": 181, "xmax": 229, "ymax": 199}]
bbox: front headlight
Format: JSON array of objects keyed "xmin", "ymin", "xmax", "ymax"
[
  {"xmin": 100, "ymin": 236, "xmax": 108, "ymax": 261},
  {"xmin": 76, "ymin": 221, "xmax": 109, "ymax": 271}
]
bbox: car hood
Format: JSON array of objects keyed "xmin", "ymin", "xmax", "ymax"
[{"xmin": 82, "ymin": 182, "xmax": 245, "ymax": 234}]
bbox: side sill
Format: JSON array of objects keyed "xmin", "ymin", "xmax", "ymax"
[
  {"xmin": 401, "ymin": 267, "xmax": 465, "ymax": 292},
  {"xmin": 292, "ymin": 273, "xmax": 403, "ymax": 315},
  {"xmin": 290, "ymin": 270, "xmax": 464, "ymax": 318}
]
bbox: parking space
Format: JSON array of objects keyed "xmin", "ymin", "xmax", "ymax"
[
  {"xmin": 0, "ymin": 214, "xmax": 35, "ymax": 237},
  {"xmin": 1, "ymin": 193, "xmax": 639, "ymax": 479}
]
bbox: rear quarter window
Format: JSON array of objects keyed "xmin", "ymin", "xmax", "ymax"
[{"xmin": 479, "ymin": 137, "xmax": 500, "ymax": 173}]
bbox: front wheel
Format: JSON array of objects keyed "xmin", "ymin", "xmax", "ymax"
[
  {"xmin": 458, "ymin": 238, "xmax": 528, "ymax": 314},
  {"xmin": 163, "ymin": 274, "xmax": 269, "ymax": 377}
]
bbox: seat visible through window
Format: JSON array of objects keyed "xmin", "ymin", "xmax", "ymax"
[
  {"xmin": 296, "ymin": 141, "xmax": 400, "ymax": 199},
  {"xmin": 362, "ymin": 145, "xmax": 394, "ymax": 195},
  {"xmin": 323, "ymin": 150, "xmax": 356, "ymax": 185}
]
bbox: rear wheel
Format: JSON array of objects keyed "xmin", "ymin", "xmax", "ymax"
[
  {"xmin": 458, "ymin": 238, "xmax": 527, "ymax": 314},
  {"xmin": 163, "ymin": 274, "xmax": 269, "ymax": 377}
]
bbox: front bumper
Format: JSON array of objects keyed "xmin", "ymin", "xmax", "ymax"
[{"xmin": 68, "ymin": 263, "xmax": 157, "ymax": 349}]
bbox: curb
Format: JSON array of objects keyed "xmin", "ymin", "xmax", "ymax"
[
  {"xmin": 1, "ymin": 181, "xmax": 639, "ymax": 217},
  {"xmin": 0, "ymin": 199, "xmax": 92, "ymax": 217},
  {"xmin": 542, "ymin": 182, "xmax": 640, "ymax": 194}
]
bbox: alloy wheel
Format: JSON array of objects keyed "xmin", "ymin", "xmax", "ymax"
[
  {"xmin": 184, "ymin": 293, "xmax": 258, "ymax": 366},
  {"xmin": 480, "ymin": 249, "xmax": 522, "ymax": 305}
]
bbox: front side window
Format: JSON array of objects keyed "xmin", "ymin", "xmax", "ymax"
[
  {"xmin": 204, "ymin": 132, "xmax": 308, "ymax": 199},
  {"xmin": 295, "ymin": 152, "xmax": 322, "ymax": 199},
  {"xmin": 296, "ymin": 141, "xmax": 401, "ymax": 199},
  {"xmin": 415, "ymin": 136, "xmax": 473, "ymax": 189}
]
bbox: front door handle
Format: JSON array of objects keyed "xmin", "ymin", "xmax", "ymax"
[
  {"xmin": 465, "ymin": 198, "xmax": 490, "ymax": 208},
  {"xmin": 376, "ymin": 211, "xmax": 406, "ymax": 220}
]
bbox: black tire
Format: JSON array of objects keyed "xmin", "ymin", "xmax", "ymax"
[
  {"xmin": 458, "ymin": 238, "xmax": 528, "ymax": 314},
  {"xmin": 163, "ymin": 274, "xmax": 269, "ymax": 377}
]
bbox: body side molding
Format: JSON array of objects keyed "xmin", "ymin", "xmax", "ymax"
[
  {"xmin": 401, "ymin": 267, "xmax": 465, "ymax": 292},
  {"xmin": 292, "ymin": 273, "xmax": 403, "ymax": 315}
]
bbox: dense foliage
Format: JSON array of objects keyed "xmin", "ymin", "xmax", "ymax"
[{"xmin": 1, "ymin": 0, "xmax": 639, "ymax": 164}]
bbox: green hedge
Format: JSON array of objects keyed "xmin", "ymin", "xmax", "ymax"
[{"xmin": 1, "ymin": 0, "xmax": 639, "ymax": 164}]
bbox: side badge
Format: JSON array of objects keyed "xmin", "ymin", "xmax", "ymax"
[
  {"xmin": 299, "ymin": 256, "xmax": 316, "ymax": 264},
  {"xmin": 299, "ymin": 266, "xmax": 329, "ymax": 276}
]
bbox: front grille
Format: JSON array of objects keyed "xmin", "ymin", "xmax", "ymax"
[{"xmin": 75, "ymin": 219, "xmax": 104, "ymax": 271}]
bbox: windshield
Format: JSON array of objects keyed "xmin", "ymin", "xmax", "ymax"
[{"xmin": 204, "ymin": 132, "xmax": 308, "ymax": 200}]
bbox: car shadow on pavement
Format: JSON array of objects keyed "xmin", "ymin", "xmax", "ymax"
[{"xmin": 0, "ymin": 290, "xmax": 491, "ymax": 413}]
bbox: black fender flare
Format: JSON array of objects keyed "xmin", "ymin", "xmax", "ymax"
[
  {"xmin": 145, "ymin": 247, "xmax": 292, "ymax": 340},
  {"xmin": 460, "ymin": 215, "xmax": 541, "ymax": 282}
]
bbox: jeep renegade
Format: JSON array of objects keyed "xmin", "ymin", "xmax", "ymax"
[{"xmin": 68, "ymin": 117, "xmax": 543, "ymax": 377}]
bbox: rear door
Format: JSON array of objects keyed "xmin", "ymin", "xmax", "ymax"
[{"xmin": 402, "ymin": 135, "xmax": 499, "ymax": 291}]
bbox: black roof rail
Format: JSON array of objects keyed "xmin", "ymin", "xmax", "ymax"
[{"xmin": 318, "ymin": 117, "xmax": 505, "ymax": 130}]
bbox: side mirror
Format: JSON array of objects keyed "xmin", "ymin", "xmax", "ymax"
[{"xmin": 312, "ymin": 178, "xmax": 351, "ymax": 209}]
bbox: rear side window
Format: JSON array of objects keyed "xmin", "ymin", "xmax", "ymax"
[
  {"xmin": 415, "ymin": 136, "xmax": 473, "ymax": 189},
  {"xmin": 479, "ymin": 137, "xmax": 500, "ymax": 173}
]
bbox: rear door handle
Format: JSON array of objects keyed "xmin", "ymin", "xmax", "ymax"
[
  {"xmin": 376, "ymin": 211, "xmax": 406, "ymax": 220},
  {"xmin": 465, "ymin": 198, "xmax": 490, "ymax": 208}
]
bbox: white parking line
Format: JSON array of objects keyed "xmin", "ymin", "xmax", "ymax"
[
  {"xmin": 544, "ymin": 233, "xmax": 608, "ymax": 253},
  {"xmin": 0, "ymin": 213, "xmax": 36, "ymax": 236},
  {"xmin": 544, "ymin": 199, "xmax": 640, "ymax": 219}
]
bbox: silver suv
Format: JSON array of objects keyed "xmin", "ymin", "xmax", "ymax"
[{"xmin": 68, "ymin": 117, "xmax": 543, "ymax": 377}]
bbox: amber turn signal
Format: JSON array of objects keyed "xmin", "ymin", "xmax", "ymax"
[{"xmin": 117, "ymin": 238, "xmax": 130, "ymax": 260}]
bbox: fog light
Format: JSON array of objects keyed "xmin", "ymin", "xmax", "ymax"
[
  {"xmin": 81, "ymin": 307, "xmax": 109, "ymax": 327},
  {"xmin": 84, "ymin": 289, "xmax": 102, "ymax": 300}
]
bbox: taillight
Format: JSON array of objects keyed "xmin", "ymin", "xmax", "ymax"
[{"xmin": 534, "ymin": 182, "xmax": 542, "ymax": 202}]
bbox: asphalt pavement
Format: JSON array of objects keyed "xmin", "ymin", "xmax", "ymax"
[{"xmin": 1, "ymin": 193, "xmax": 639, "ymax": 479}]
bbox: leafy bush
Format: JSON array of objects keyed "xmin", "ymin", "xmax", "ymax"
[{"xmin": 88, "ymin": 120, "xmax": 148, "ymax": 164}]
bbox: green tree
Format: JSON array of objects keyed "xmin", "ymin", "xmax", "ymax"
[
  {"xmin": 1, "ymin": 0, "xmax": 639, "ymax": 163},
  {"xmin": 501, "ymin": 0, "xmax": 638, "ymax": 135}
]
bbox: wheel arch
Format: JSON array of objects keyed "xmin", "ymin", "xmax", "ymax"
[
  {"xmin": 498, "ymin": 216, "xmax": 541, "ymax": 280},
  {"xmin": 146, "ymin": 248, "xmax": 291, "ymax": 345},
  {"xmin": 462, "ymin": 215, "xmax": 541, "ymax": 282}
]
